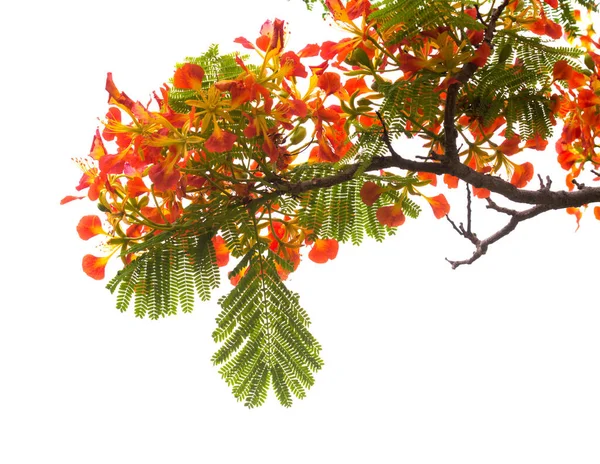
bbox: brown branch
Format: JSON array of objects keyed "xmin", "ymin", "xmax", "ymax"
[
  {"xmin": 446, "ymin": 203, "xmax": 552, "ymax": 269},
  {"xmin": 442, "ymin": 0, "xmax": 511, "ymax": 163}
]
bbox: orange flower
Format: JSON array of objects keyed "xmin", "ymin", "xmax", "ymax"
[
  {"xmin": 204, "ymin": 126, "xmax": 237, "ymax": 153},
  {"xmin": 443, "ymin": 174, "xmax": 459, "ymax": 189},
  {"xmin": 472, "ymin": 187, "xmax": 490, "ymax": 199},
  {"xmin": 498, "ymin": 134, "xmax": 521, "ymax": 156},
  {"xmin": 553, "ymin": 60, "xmax": 573, "ymax": 81},
  {"xmin": 566, "ymin": 207, "xmax": 582, "ymax": 231},
  {"xmin": 360, "ymin": 181, "xmax": 383, "ymax": 206},
  {"xmin": 77, "ymin": 215, "xmax": 106, "ymax": 240},
  {"xmin": 173, "ymin": 63, "xmax": 205, "ymax": 92},
  {"xmin": 317, "ymin": 72, "xmax": 341, "ymax": 96},
  {"xmin": 510, "ymin": 162, "xmax": 534, "ymax": 188},
  {"xmin": 212, "ymin": 235, "xmax": 230, "ymax": 267},
  {"xmin": 594, "ymin": 206, "xmax": 600, "ymax": 221},
  {"xmin": 424, "ymin": 194, "xmax": 450, "ymax": 219},
  {"xmin": 418, "ymin": 171, "xmax": 437, "ymax": 186},
  {"xmin": 308, "ymin": 238, "xmax": 339, "ymax": 263},
  {"xmin": 148, "ymin": 160, "xmax": 181, "ymax": 192},
  {"xmin": 524, "ymin": 133, "xmax": 548, "ymax": 151},
  {"xmin": 376, "ymin": 204, "xmax": 405, "ymax": 227},
  {"xmin": 82, "ymin": 254, "xmax": 111, "ymax": 280},
  {"xmin": 470, "ymin": 42, "xmax": 491, "ymax": 67}
]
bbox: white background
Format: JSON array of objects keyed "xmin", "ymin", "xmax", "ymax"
[{"xmin": 1, "ymin": 1, "xmax": 599, "ymax": 463}]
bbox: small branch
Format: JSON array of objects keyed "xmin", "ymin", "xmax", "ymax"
[
  {"xmin": 446, "ymin": 203, "xmax": 551, "ymax": 269},
  {"xmin": 466, "ymin": 183, "xmax": 473, "ymax": 234},
  {"xmin": 485, "ymin": 197, "xmax": 517, "ymax": 215},
  {"xmin": 446, "ymin": 215, "xmax": 464, "ymax": 236}
]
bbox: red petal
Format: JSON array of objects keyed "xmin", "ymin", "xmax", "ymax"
[
  {"xmin": 566, "ymin": 207, "xmax": 582, "ymax": 231},
  {"xmin": 472, "ymin": 187, "xmax": 490, "ymax": 199},
  {"xmin": 173, "ymin": 63, "xmax": 205, "ymax": 92},
  {"xmin": 234, "ymin": 37, "xmax": 255, "ymax": 50},
  {"xmin": 510, "ymin": 162, "xmax": 534, "ymax": 188},
  {"xmin": 82, "ymin": 254, "xmax": 109, "ymax": 280},
  {"xmin": 498, "ymin": 134, "xmax": 521, "ymax": 156},
  {"xmin": 204, "ymin": 127, "xmax": 237, "ymax": 153},
  {"xmin": 418, "ymin": 171, "xmax": 437, "ymax": 186},
  {"xmin": 212, "ymin": 235, "xmax": 229, "ymax": 267},
  {"xmin": 317, "ymin": 72, "xmax": 341, "ymax": 96},
  {"xmin": 471, "ymin": 42, "xmax": 491, "ymax": 67},
  {"xmin": 77, "ymin": 215, "xmax": 105, "ymax": 240},
  {"xmin": 298, "ymin": 43, "xmax": 320, "ymax": 57},
  {"xmin": 553, "ymin": 60, "xmax": 573, "ymax": 81},
  {"xmin": 376, "ymin": 204, "xmax": 405, "ymax": 227},
  {"xmin": 308, "ymin": 238, "xmax": 339, "ymax": 263},
  {"xmin": 360, "ymin": 181, "xmax": 383, "ymax": 206},
  {"xmin": 425, "ymin": 194, "xmax": 450, "ymax": 219},
  {"xmin": 443, "ymin": 174, "xmax": 459, "ymax": 189},
  {"xmin": 60, "ymin": 195, "xmax": 84, "ymax": 205},
  {"xmin": 149, "ymin": 162, "xmax": 180, "ymax": 192}
]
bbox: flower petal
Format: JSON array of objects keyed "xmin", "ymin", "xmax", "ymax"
[
  {"xmin": 77, "ymin": 215, "xmax": 105, "ymax": 240},
  {"xmin": 376, "ymin": 204, "xmax": 405, "ymax": 227},
  {"xmin": 173, "ymin": 63, "xmax": 205, "ymax": 92},
  {"xmin": 308, "ymin": 238, "xmax": 339, "ymax": 263}
]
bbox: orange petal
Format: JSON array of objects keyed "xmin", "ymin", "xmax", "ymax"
[
  {"xmin": 498, "ymin": 134, "xmax": 521, "ymax": 156},
  {"xmin": 553, "ymin": 60, "xmax": 573, "ymax": 81},
  {"xmin": 60, "ymin": 195, "xmax": 84, "ymax": 205},
  {"xmin": 204, "ymin": 126, "xmax": 237, "ymax": 153},
  {"xmin": 173, "ymin": 63, "xmax": 205, "ymax": 92},
  {"xmin": 317, "ymin": 72, "xmax": 341, "ymax": 96},
  {"xmin": 326, "ymin": 0, "xmax": 350, "ymax": 23},
  {"xmin": 472, "ymin": 187, "xmax": 490, "ymax": 199},
  {"xmin": 418, "ymin": 171, "xmax": 437, "ymax": 186},
  {"xmin": 443, "ymin": 174, "xmax": 459, "ymax": 189},
  {"xmin": 212, "ymin": 235, "xmax": 229, "ymax": 267},
  {"xmin": 471, "ymin": 42, "xmax": 491, "ymax": 67},
  {"xmin": 524, "ymin": 133, "xmax": 548, "ymax": 151},
  {"xmin": 510, "ymin": 162, "xmax": 534, "ymax": 188},
  {"xmin": 425, "ymin": 194, "xmax": 450, "ymax": 219},
  {"xmin": 376, "ymin": 204, "xmax": 405, "ymax": 227},
  {"xmin": 594, "ymin": 206, "xmax": 600, "ymax": 221},
  {"xmin": 148, "ymin": 162, "xmax": 180, "ymax": 192},
  {"xmin": 77, "ymin": 215, "xmax": 105, "ymax": 240},
  {"xmin": 82, "ymin": 254, "xmax": 109, "ymax": 280},
  {"xmin": 308, "ymin": 238, "xmax": 339, "ymax": 263},
  {"xmin": 360, "ymin": 181, "xmax": 383, "ymax": 206},
  {"xmin": 566, "ymin": 207, "xmax": 582, "ymax": 231}
]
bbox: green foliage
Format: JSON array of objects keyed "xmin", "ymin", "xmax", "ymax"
[
  {"xmin": 371, "ymin": 0, "xmax": 483, "ymax": 44},
  {"xmin": 213, "ymin": 246, "xmax": 323, "ymax": 408},
  {"xmin": 168, "ymin": 45, "xmax": 253, "ymax": 113},
  {"xmin": 107, "ymin": 233, "xmax": 221, "ymax": 318},
  {"xmin": 287, "ymin": 163, "xmax": 421, "ymax": 244}
]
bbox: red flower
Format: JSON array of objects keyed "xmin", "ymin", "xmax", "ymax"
[
  {"xmin": 360, "ymin": 181, "xmax": 383, "ymax": 206},
  {"xmin": 498, "ymin": 134, "xmax": 521, "ymax": 156},
  {"xmin": 308, "ymin": 238, "xmax": 339, "ymax": 263},
  {"xmin": 173, "ymin": 63, "xmax": 205, "ymax": 92},
  {"xmin": 443, "ymin": 174, "xmax": 459, "ymax": 189},
  {"xmin": 424, "ymin": 194, "xmax": 450, "ymax": 219},
  {"xmin": 77, "ymin": 215, "xmax": 105, "ymax": 240},
  {"xmin": 212, "ymin": 236, "xmax": 230, "ymax": 267},
  {"xmin": 204, "ymin": 126, "xmax": 237, "ymax": 153},
  {"xmin": 472, "ymin": 187, "xmax": 490, "ymax": 199},
  {"xmin": 82, "ymin": 254, "xmax": 110, "ymax": 280},
  {"xmin": 471, "ymin": 42, "xmax": 491, "ymax": 67},
  {"xmin": 376, "ymin": 204, "xmax": 405, "ymax": 227},
  {"xmin": 510, "ymin": 162, "xmax": 534, "ymax": 188},
  {"xmin": 317, "ymin": 72, "xmax": 341, "ymax": 96}
]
